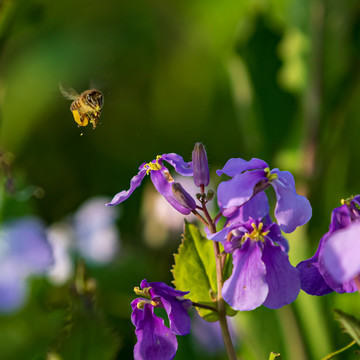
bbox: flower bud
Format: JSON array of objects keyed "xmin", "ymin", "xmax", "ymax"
[
  {"xmin": 192, "ymin": 143, "xmax": 210, "ymax": 187},
  {"xmin": 172, "ymin": 182, "xmax": 196, "ymax": 211}
]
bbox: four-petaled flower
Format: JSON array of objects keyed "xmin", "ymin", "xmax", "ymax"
[
  {"xmin": 217, "ymin": 158, "xmax": 312, "ymax": 233},
  {"xmin": 297, "ymin": 196, "xmax": 360, "ymax": 295},
  {"xmin": 107, "ymin": 154, "xmax": 195, "ymax": 215},
  {"xmin": 208, "ymin": 217, "xmax": 300, "ymax": 311},
  {"xmin": 131, "ymin": 279, "xmax": 191, "ymax": 360}
]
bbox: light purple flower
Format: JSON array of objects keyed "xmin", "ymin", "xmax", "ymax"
[
  {"xmin": 0, "ymin": 217, "xmax": 53, "ymax": 313},
  {"xmin": 74, "ymin": 196, "xmax": 120, "ymax": 264},
  {"xmin": 217, "ymin": 158, "xmax": 312, "ymax": 233},
  {"xmin": 191, "ymin": 310, "xmax": 239, "ymax": 354},
  {"xmin": 107, "ymin": 154, "xmax": 195, "ymax": 215},
  {"xmin": 208, "ymin": 218, "xmax": 299, "ymax": 311},
  {"xmin": 297, "ymin": 196, "xmax": 360, "ymax": 294},
  {"xmin": 131, "ymin": 280, "xmax": 192, "ymax": 360}
]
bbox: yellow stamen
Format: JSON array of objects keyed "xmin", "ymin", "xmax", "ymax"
[
  {"xmin": 134, "ymin": 286, "xmax": 151, "ymax": 297},
  {"xmin": 341, "ymin": 196, "xmax": 354, "ymax": 206},
  {"xmin": 242, "ymin": 222, "xmax": 269, "ymax": 243},
  {"xmin": 137, "ymin": 300, "xmax": 147, "ymax": 309},
  {"xmin": 143, "ymin": 155, "xmax": 162, "ymax": 175},
  {"xmin": 264, "ymin": 167, "xmax": 278, "ymax": 182}
]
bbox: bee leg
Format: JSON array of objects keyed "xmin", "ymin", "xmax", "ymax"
[
  {"xmin": 72, "ymin": 110, "xmax": 88, "ymax": 127},
  {"xmin": 90, "ymin": 118, "xmax": 97, "ymax": 129},
  {"xmin": 88, "ymin": 112, "xmax": 98, "ymax": 129}
]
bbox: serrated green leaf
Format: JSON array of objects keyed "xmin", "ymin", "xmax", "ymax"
[
  {"xmin": 334, "ymin": 309, "xmax": 360, "ymax": 346},
  {"xmin": 172, "ymin": 221, "xmax": 219, "ymax": 322},
  {"xmin": 269, "ymin": 352, "xmax": 281, "ymax": 360}
]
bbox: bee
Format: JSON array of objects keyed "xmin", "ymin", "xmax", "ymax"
[{"xmin": 59, "ymin": 84, "xmax": 104, "ymax": 129}]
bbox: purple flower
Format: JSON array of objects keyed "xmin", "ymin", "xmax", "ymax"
[
  {"xmin": 0, "ymin": 217, "xmax": 53, "ymax": 313},
  {"xmin": 107, "ymin": 154, "xmax": 195, "ymax": 215},
  {"xmin": 131, "ymin": 279, "xmax": 192, "ymax": 360},
  {"xmin": 297, "ymin": 196, "xmax": 360, "ymax": 295},
  {"xmin": 208, "ymin": 218, "xmax": 299, "ymax": 311},
  {"xmin": 217, "ymin": 158, "xmax": 312, "ymax": 233}
]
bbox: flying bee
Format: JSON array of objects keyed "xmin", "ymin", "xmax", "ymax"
[{"xmin": 59, "ymin": 84, "xmax": 104, "ymax": 129}]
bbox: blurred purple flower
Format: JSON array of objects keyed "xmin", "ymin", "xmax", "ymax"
[
  {"xmin": 208, "ymin": 218, "xmax": 299, "ymax": 311},
  {"xmin": 107, "ymin": 153, "xmax": 195, "ymax": 215},
  {"xmin": 297, "ymin": 196, "xmax": 360, "ymax": 295},
  {"xmin": 0, "ymin": 217, "xmax": 53, "ymax": 313},
  {"xmin": 217, "ymin": 158, "xmax": 312, "ymax": 233},
  {"xmin": 191, "ymin": 310, "xmax": 239, "ymax": 354},
  {"xmin": 74, "ymin": 196, "xmax": 120, "ymax": 264},
  {"xmin": 131, "ymin": 279, "xmax": 191, "ymax": 360},
  {"xmin": 48, "ymin": 197, "xmax": 121, "ymax": 284}
]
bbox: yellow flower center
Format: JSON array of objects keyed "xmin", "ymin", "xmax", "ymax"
[
  {"xmin": 242, "ymin": 222, "xmax": 270, "ymax": 243},
  {"xmin": 264, "ymin": 167, "xmax": 278, "ymax": 182},
  {"xmin": 144, "ymin": 155, "xmax": 162, "ymax": 175}
]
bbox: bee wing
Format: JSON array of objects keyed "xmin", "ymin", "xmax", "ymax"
[{"xmin": 59, "ymin": 83, "xmax": 79, "ymax": 100}]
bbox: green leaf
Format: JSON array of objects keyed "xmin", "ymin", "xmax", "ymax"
[
  {"xmin": 334, "ymin": 309, "xmax": 360, "ymax": 346},
  {"xmin": 172, "ymin": 221, "xmax": 237, "ymax": 321},
  {"xmin": 172, "ymin": 221, "xmax": 218, "ymax": 321},
  {"xmin": 269, "ymin": 352, "xmax": 281, "ymax": 360}
]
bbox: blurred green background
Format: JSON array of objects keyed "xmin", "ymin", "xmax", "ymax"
[{"xmin": 1, "ymin": 0, "xmax": 360, "ymax": 358}]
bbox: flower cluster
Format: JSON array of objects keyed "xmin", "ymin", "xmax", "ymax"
[
  {"xmin": 107, "ymin": 143, "xmax": 312, "ymax": 360},
  {"xmin": 110, "ymin": 143, "xmax": 313, "ymax": 358},
  {"xmin": 131, "ymin": 280, "xmax": 191, "ymax": 360},
  {"xmin": 297, "ymin": 196, "xmax": 360, "ymax": 295}
]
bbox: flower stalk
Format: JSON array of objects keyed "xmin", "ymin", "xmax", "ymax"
[{"xmin": 201, "ymin": 197, "xmax": 237, "ymax": 360}]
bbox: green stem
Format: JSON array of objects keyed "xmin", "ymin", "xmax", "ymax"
[
  {"xmin": 192, "ymin": 301, "xmax": 218, "ymax": 313},
  {"xmin": 321, "ymin": 340, "xmax": 356, "ymax": 360},
  {"xmin": 202, "ymin": 200, "xmax": 237, "ymax": 360}
]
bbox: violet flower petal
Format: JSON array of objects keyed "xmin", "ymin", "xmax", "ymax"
[
  {"xmin": 222, "ymin": 240, "xmax": 268, "ymax": 311},
  {"xmin": 107, "ymin": 169, "xmax": 147, "ymax": 206},
  {"xmin": 150, "ymin": 170, "xmax": 191, "ymax": 215},
  {"xmin": 329, "ymin": 204, "xmax": 352, "ymax": 232},
  {"xmin": 317, "ymin": 233, "xmax": 357, "ymax": 293},
  {"xmin": 323, "ymin": 222, "xmax": 360, "ymax": 284},
  {"xmin": 224, "ymin": 192, "xmax": 270, "ymax": 225},
  {"xmin": 146, "ymin": 281, "xmax": 191, "ymax": 336},
  {"xmin": 161, "ymin": 153, "xmax": 193, "ymax": 176},
  {"xmin": 216, "ymin": 158, "xmax": 268, "ymax": 177},
  {"xmin": 217, "ymin": 170, "xmax": 266, "ymax": 209},
  {"xmin": 206, "ymin": 222, "xmax": 246, "ymax": 244},
  {"xmin": 261, "ymin": 239, "xmax": 300, "ymax": 308},
  {"xmin": 132, "ymin": 302, "xmax": 178, "ymax": 360},
  {"xmin": 146, "ymin": 281, "xmax": 189, "ymax": 299},
  {"xmin": 271, "ymin": 171, "xmax": 312, "ymax": 233},
  {"xmin": 265, "ymin": 222, "xmax": 289, "ymax": 253},
  {"xmin": 296, "ymin": 252, "xmax": 333, "ymax": 296}
]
